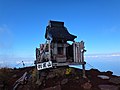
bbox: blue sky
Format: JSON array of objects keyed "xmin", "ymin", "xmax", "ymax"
[{"xmin": 0, "ymin": 0, "xmax": 120, "ymax": 67}]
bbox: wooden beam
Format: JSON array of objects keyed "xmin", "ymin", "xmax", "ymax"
[{"xmin": 48, "ymin": 40, "xmax": 51, "ymax": 61}]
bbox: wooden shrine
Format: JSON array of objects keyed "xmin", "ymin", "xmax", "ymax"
[{"xmin": 35, "ymin": 20, "xmax": 86, "ymax": 77}]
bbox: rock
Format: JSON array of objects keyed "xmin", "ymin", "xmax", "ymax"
[
  {"xmin": 41, "ymin": 72, "xmax": 47, "ymax": 77},
  {"xmin": 89, "ymin": 69, "xmax": 100, "ymax": 76},
  {"xmin": 52, "ymin": 85, "xmax": 61, "ymax": 90},
  {"xmin": 0, "ymin": 84, "xmax": 4, "ymax": 88},
  {"xmin": 53, "ymin": 68, "xmax": 66, "ymax": 77},
  {"xmin": 12, "ymin": 74, "xmax": 17, "ymax": 78},
  {"xmin": 106, "ymin": 71, "xmax": 113, "ymax": 75},
  {"xmin": 81, "ymin": 82, "xmax": 92, "ymax": 90},
  {"xmin": 43, "ymin": 87, "xmax": 53, "ymax": 90},
  {"xmin": 98, "ymin": 85, "xmax": 118, "ymax": 90},
  {"xmin": 36, "ymin": 74, "xmax": 46, "ymax": 86},
  {"xmin": 61, "ymin": 79, "xmax": 68, "ymax": 85},
  {"xmin": 17, "ymin": 85, "xmax": 23, "ymax": 89},
  {"xmin": 17, "ymin": 85, "xmax": 31, "ymax": 90},
  {"xmin": 75, "ymin": 76, "xmax": 79, "ymax": 80},
  {"xmin": 109, "ymin": 77, "xmax": 120, "ymax": 84},
  {"xmin": 36, "ymin": 79, "xmax": 42, "ymax": 86},
  {"xmin": 43, "ymin": 85, "xmax": 61, "ymax": 90},
  {"xmin": 97, "ymin": 75, "xmax": 110, "ymax": 80},
  {"xmin": 46, "ymin": 73, "xmax": 56, "ymax": 79}
]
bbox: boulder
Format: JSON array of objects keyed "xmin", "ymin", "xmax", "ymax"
[
  {"xmin": 12, "ymin": 74, "xmax": 17, "ymax": 78},
  {"xmin": 81, "ymin": 82, "xmax": 92, "ymax": 90},
  {"xmin": 106, "ymin": 71, "xmax": 113, "ymax": 75},
  {"xmin": 98, "ymin": 85, "xmax": 118, "ymax": 90},
  {"xmin": 40, "ymin": 72, "xmax": 47, "ymax": 77},
  {"xmin": 36, "ymin": 79, "xmax": 42, "ymax": 86},
  {"xmin": 89, "ymin": 69, "xmax": 100, "ymax": 76},
  {"xmin": 109, "ymin": 77, "xmax": 120, "ymax": 84},
  {"xmin": 46, "ymin": 73, "xmax": 56, "ymax": 79},
  {"xmin": 0, "ymin": 84, "xmax": 4, "ymax": 88},
  {"xmin": 61, "ymin": 79, "xmax": 68, "ymax": 85},
  {"xmin": 43, "ymin": 85, "xmax": 61, "ymax": 90}
]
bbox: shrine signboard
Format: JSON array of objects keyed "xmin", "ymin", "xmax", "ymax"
[{"xmin": 37, "ymin": 61, "xmax": 52, "ymax": 70}]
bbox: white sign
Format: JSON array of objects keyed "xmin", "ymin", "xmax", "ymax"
[{"xmin": 37, "ymin": 61, "xmax": 52, "ymax": 70}]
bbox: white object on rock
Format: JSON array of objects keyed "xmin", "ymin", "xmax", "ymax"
[{"xmin": 97, "ymin": 75, "xmax": 110, "ymax": 80}]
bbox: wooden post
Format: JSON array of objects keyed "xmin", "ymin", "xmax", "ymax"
[
  {"xmin": 78, "ymin": 43, "xmax": 80, "ymax": 63},
  {"xmin": 82, "ymin": 64, "xmax": 86, "ymax": 78},
  {"xmin": 81, "ymin": 50, "xmax": 84, "ymax": 63},
  {"xmin": 73, "ymin": 42, "xmax": 76, "ymax": 62},
  {"xmin": 79, "ymin": 43, "xmax": 82, "ymax": 63},
  {"xmin": 48, "ymin": 40, "xmax": 51, "ymax": 61},
  {"xmin": 80, "ymin": 41, "xmax": 86, "ymax": 78},
  {"xmin": 76, "ymin": 43, "xmax": 78, "ymax": 63}
]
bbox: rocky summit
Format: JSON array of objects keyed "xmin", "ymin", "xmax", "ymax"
[{"xmin": 0, "ymin": 66, "xmax": 120, "ymax": 90}]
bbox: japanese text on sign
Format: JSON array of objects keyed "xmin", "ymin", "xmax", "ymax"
[{"xmin": 37, "ymin": 61, "xmax": 52, "ymax": 70}]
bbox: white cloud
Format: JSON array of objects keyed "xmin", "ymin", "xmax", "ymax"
[
  {"xmin": 16, "ymin": 61, "xmax": 33, "ymax": 64},
  {"xmin": 0, "ymin": 55, "xmax": 35, "ymax": 68},
  {"xmin": 85, "ymin": 53, "xmax": 120, "ymax": 58}
]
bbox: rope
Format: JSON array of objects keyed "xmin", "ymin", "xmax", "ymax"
[
  {"xmin": 15, "ymin": 62, "xmax": 22, "ymax": 67},
  {"xmin": 86, "ymin": 62, "xmax": 97, "ymax": 69},
  {"xmin": 14, "ymin": 61, "xmax": 25, "ymax": 68}
]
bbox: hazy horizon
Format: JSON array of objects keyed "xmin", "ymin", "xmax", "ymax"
[{"xmin": 0, "ymin": 52, "xmax": 120, "ymax": 76}]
